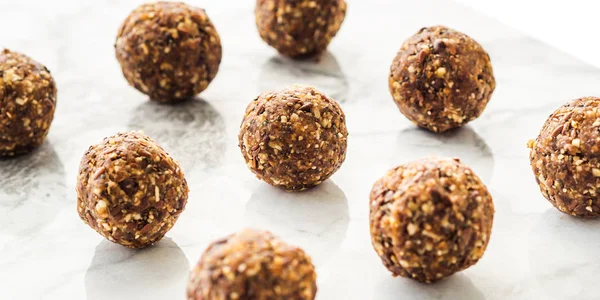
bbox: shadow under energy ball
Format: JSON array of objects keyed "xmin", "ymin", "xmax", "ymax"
[
  {"xmin": 86, "ymin": 239, "xmax": 190, "ymax": 300},
  {"xmin": 255, "ymin": 0, "xmax": 347, "ymax": 58},
  {"xmin": 259, "ymin": 51, "xmax": 349, "ymax": 103},
  {"xmin": 528, "ymin": 210, "xmax": 600, "ymax": 299},
  {"xmin": 389, "ymin": 26, "xmax": 495, "ymax": 133},
  {"xmin": 370, "ymin": 157, "xmax": 494, "ymax": 283},
  {"xmin": 529, "ymin": 96, "xmax": 600, "ymax": 217},
  {"xmin": 398, "ymin": 126, "xmax": 494, "ymax": 183},
  {"xmin": 0, "ymin": 142, "xmax": 66, "ymax": 236},
  {"xmin": 0, "ymin": 49, "xmax": 57, "ymax": 156},
  {"xmin": 115, "ymin": 2, "xmax": 222, "ymax": 102},
  {"xmin": 244, "ymin": 181, "xmax": 349, "ymax": 266},
  {"xmin": 128, "ymin": 99, "xmax": 225, "ymax": 171}
]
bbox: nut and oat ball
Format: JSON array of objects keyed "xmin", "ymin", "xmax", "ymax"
[
  {"xmin": 77, "ymin": 131, "xmax": 188, "ymax": 248},
  {"xmin": 389, "ymin": 26, "xmax": 495, "ymax": 133},
  {"xmin": 239, "ymin": 85, "xmax": 348, "ymax": 191},
  {"xmin": 187, "ymin": 229, "xmax": 317, "ymax": 300},
  {"xmin": 255, "ymin": 0, "xmax": 347, "ymax": 58},
  {"xmin": 369, "ymin": 157, "xmax": 494, "ymax": 283},
  {"xmin": 0, "ymin": 49, "xmax": 57, "ymax": 156},
  {"xmin": 528, "ymin": 97, "xmax": 600, "ymax": 217},
  {"xmin": 115, "ymin": 2, "xmax": 222, "ymax": 102}
]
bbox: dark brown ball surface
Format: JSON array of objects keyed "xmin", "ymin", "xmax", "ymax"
[
  {"xmin": 0, "ymin": 49, "xmax": 56, "ymax": 156},
  {"xmin": 529, "ymin": 97, "xmax": 600, "ymax": 217},
  {"xmin": 115, "ymin": 2, "xmax": 222, "ymax": 102},
  {"xmin": 369, "ymin": 157, "xmax": 494, "ymax": 283},
  {"xmin": 239, "ymin": 85, "xmax": 348, "ymax": 191},
  {"xmin": 76, "ymin": 131, "xmax": 188, "ymax": 248},
  {"xmin": 187, "ymin": 229, "xmax": 317, "ymax": 300},
  {"xmin": 255, "ymin": 0, "xmax": 346, "ymax": 58},
  {"xmin": 389, "ymin": 26, "xmax": 495, "ymax": 132}
]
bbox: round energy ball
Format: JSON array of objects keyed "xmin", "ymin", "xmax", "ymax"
[
  {"xmin": 0, "ymin": 49, "xmax": 57, "ymax": 156},
  {"xmin": 77, "ymin": 131, "xmax": 189, "ymax": 248},
  {"xmin": 255, "ymin": 0, "xmax": 347, "ymax": 58},
  {"xmin": 369, "ymin": 157, "xmax": 494, "ymax": 283},
  {"xmin": 389, "ymin": 26, "xmax": 495, "ymax": 132},
  {"xmin": 239, "ymin": 85, "xmax": 348, "ymax": 191},
  {"xmin": 115, "ymin": 2, "xmax": 222, "ymax": 102},
  {"xmin": 529, "ymin": 97, "xmax": 600, "ymax": 217},
  {"xmin": 187, "ymin": 229, "xmax": 317, "ymax": 300}
]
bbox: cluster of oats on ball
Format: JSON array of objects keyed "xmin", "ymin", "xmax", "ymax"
[{"xmin": 5, "ymin": 0, "xmax": 599, "ymax": 298}]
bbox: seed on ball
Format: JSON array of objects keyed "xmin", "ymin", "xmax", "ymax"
[
  {"xmin": 76, "ymin": 131, "xmax": 189, "ymax": 248},
  {"xmin": 115, "ymin": 2, "xmax": 222, "ymax": 102},
  {"xmin": 0, "ymin": 49, "xmax": 57, "ymax": 156},
  {"xmin": 389, "ymin": 26, "xmax": 495, "ymax": 132},
  {"xmin": 529, "ymin": 96, "xmax": 600, "ymax": 217},
  {"xmin": 238, "ymin": 85, "xmax": 348, "ymax": 191},
  {"xmin": 369, "ymin": 157, "xmax": 494, "ymax": 283},
  {"xmin": 255, "ymin": 0, "xmax": 347, "ymax": 58},
  {"xmin": 187, "ymin": 229, "xmax": 317, "ymax": 300}
]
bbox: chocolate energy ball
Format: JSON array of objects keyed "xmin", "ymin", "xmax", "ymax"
[
  {"xmin": 187, "ymin": 229, "xmax": 317, "ymax": 300},
  {"xmin": 239, "ymin": 85, "xmax": 348, "ymax": 191},
  {"xmin": 370, "ymin": 157, "xmax": 494, "ymax": 283},
  {"xmin": 389, "ymin": 26, "xmax": 495, "ymax": 132},
  {"xmin": 528, "ymin": 97, "xmax": 600, "ymax": 217},
  {"xmin": 0, "ymin": 49, "xmax": 57, "ymax": 156},
  {"xmin": 255, "ymin": 0, "xmax": 347, "ymax": 58},
  {"xmin": 115, "ymin": 2, "xmax": 222, "ymax": 102},
  {"xmin": 77, "ymin": 131, "xmax": 188, "ymax": 248}
]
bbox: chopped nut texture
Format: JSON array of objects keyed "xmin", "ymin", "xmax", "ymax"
[
  {"xmin": 255, "ymin": 0, "xmax": 346, "ymax": 58},
  {"xmin": 389, "ymin": 26, "xmax": 495, "ymax": 132},
  {"xmin": 0, "ymin": 49, "xmax": 56, "ymax": 156},
  {"xmin": 76, "ymin": 131, "xmax": 189, "ymax": 248},
  {"xmin": 187, "ymin": 229, "xmax": 317, "ymax": 300},
  {"xmin": 369, "ymin": 157, "xmax": 495, "ymax": 283},
  {"xmin": 115, "ymin": 2, "xmax": 222, "ymax": 102},
  {"xmin": 529, "ymin": 96, "xmax": 600, "ymax": 217},
  {"xmin": 238, "ymin": 85, "xmax": 348, "ymax": 191}
]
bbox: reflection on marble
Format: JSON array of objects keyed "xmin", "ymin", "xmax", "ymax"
[
  {"xmin": 375, "ymin": 274, "xmax": 485, "ymax": 300},
  {"xmin": 529, "ymin": 210, "xmax": 600, "ymax": 300},
  {"xmin": 85, "ymin": 238, "xmax": 190, "ymax": 300},
  {"xmin": 0, "ymin": 143, "xmax": 66, "ymax": 236},
  {"xmin": 128, "ymin": 99, "xmax": 225, "ymax": 171},
  {"xmin": 398, "ymin": 126, "xmax": 494, "ymax": 182},
  {"xmin": 259, "ymin": 51, "xmax": 349, "ymax": 102},
  {"xmin": 244, "ymin": 181, "xmax": 349, "ymax": 266}
]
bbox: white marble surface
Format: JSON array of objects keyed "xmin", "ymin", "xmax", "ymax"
[{"xmin": 1, "ymin": 0, "xmax": 600, "ymax": 299}]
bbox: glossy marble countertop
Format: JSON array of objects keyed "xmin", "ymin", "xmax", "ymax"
[{"xmin": 2, "ymin": 0, "xmax": 600, "ymax": 299}]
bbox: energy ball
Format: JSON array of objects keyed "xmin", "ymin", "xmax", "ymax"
[
  {"xmin": 77, "ymin": 131, "xmax": 188, "ymax": 248},
  {"xmin": 115, "ymin": 2, "xmax": 222, "ymax": 102},
  {"xmin": 529, "ymin": 97, "xmax": 600, "ymax": 217},
  {"xmin": 187, "ymin": 229, "xmax": 317, "ymax": 300},
  {"xmin": 369, "ymin": 157, "xmax": 494, "ymax": 283},
  {"xmin": 255, "ymin": 0, "xmax": 347, "ymax": 58},
  {"xmin": 389, "ymin": 26, "xmax": 495, "ymax": 132},
  {"xmin": 0, "ymin": 49, "xmax": 56, "ymax": 156},
  {"xmin": 239, "ymin": 85, "xmax": 347, "ymax": 191}
]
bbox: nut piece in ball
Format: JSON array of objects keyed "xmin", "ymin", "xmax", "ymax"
[
  {"xmin": 77, "ymin": 131, "xmax": 189, "ymax": 248},
  {"xmin": 187, "ymin": 228, "xmax": 317, "ymax": 300},
  {"xmin": 369, "ymin": 157, "xmax": 494, "ymax": 283},
  {"xmin": 0, "ymin": 49, "xmax": 57, "ymax": 156},
  {"xmin": 115, "ymin": 2, "xmax": 222, "ymax": 102},
  {"xmin": 529, "ymin": 96, "xmax": 600, "ymax": 217},
  {"xmin": 256, "ymin": 0, "xmax": 347, "ymax": 58},
  {"xmin": 389, "ymin": 26, "xmax": 495, "ymax": 132},
  {"xmin": 239, "ymin": 85, "xmax": 348, "ymax": 191}
]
